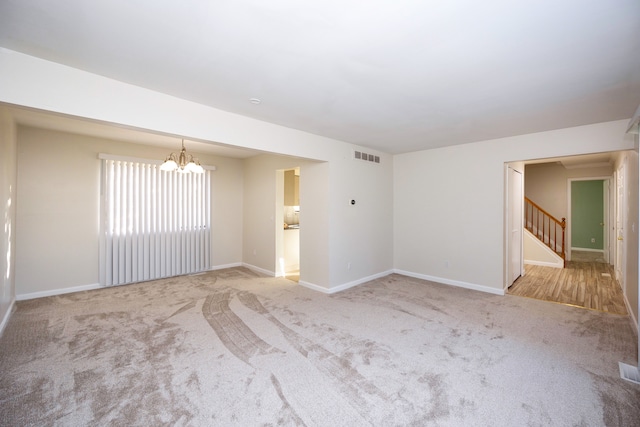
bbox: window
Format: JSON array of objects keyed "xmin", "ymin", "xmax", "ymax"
[{"xmin": 100, "ymin": 155, "xmax": 211, "ymax": 286}]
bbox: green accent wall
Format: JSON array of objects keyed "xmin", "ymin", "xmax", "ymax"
[{"xmin": 571, "ymin": 180, "xmax": 603, "ymax": 249}]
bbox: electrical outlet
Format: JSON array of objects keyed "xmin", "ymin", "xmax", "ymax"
[
  {"xmin": 591, "ymin": 238, "xmax": 596, "ymax": 243},
  {"xmin": 347, "ymin": 262, "xmax": 351, "ymax": 270}
]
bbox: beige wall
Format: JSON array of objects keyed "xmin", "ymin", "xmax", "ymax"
[
  {"xmin": 0, "ymin": 106, "xmax": 17, "ymax": 332},
  {"xmin": 299, "ymin": 161, "xmax": 331, "ymax": 288},
  {"xmin": 0, "ymin": 48, "xmax": 636, "ymax": 309},
  {"xmin": 0, "ymin": 48, "xmax": 394, "ymax": 292},
  {"xmin": 394, "ymin": 120, "xmax": 636, "ymax": 293},
  {"xmin": 242, "ymin": 150, "xmax": 395, "ymax": 290},
  {"xmin": 327, "ymin": 150, "xmax": 394, "ymax": 288},
  {"xmin": 241, "ymin": 152, "xmax": 393, "ymax": 292},
  {"xmin": 525, "ymin": 161, "xmax": 614, "ymax": 221},
  {"xmin": 15, "ymin": 127, "xmax": 244, "ymax": 296},
  {"xmin": 242, "ymin": 154, "xmax": 315, "ymax": 275}
]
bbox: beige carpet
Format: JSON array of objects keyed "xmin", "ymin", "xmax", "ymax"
[{"xmin": 1, "ymin": 268, "xmax": 638, "ymax": 426}]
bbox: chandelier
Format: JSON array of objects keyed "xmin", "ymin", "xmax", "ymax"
[{"xmin": 160, "ymin": 139, "xmax": 204, "ymax": 173}]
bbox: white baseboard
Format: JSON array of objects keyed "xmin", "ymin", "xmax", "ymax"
[
  {"xmin": 393, "ymin": 269, "xmax": 505, "ymax": 296},
  {"xmin": 242, "ymin": 263, "xmax": 276, "ymax": 277},
  {"xmin": 297, "ymin": 280, "xmax": 331, "ymax": 293},
  {"xmin": 571, "ymin": 247, "xmax": 604, "ymax": 253},
  {"xmin": 16, "ymin": 283, "xmax": 102, "ymax": 301},
  {"xmin": 525, "ymin": 259, "xmax": 564, "ymax": 268},
  {"xmin": 0, "ymin": 299, "xmax": 16, "ymax": 338},
  {"xmin": 14, "ymin": 263, "xmax": 263, "ymax": 301},
  {"xmin": 300, "ymin": 269, "xmax": 506, "ymax": 296},
  {"xmin": 622, "ymin": 292, "xmax": 639, "ymax": 336},
  {"xmin": 209, "ymin": 262, "xmax": 243, "ymax": 271},
  {"xmin": 299, "ymin": 270, "xmax": 394, "ymax": 294}
]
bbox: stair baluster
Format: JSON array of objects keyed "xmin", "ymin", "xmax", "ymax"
[{"xmin": 524, "ymin": 197, "xmax": 566, "ymax": 267}]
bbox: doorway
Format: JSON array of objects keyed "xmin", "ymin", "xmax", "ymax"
[
  {"xmin": 509, "ymin": 152, "xmax": 633, "ymax": 308},
  {"xmin": 507, "ymin": 167, "xmax": 523, "ymax": 287},
  {"xmin": 276, "ymin": 168, "xmax": 300, "ymax": 282},
  {"xmin": 567, "ymin": 178, "xmax": 610, "ymax": 263}
]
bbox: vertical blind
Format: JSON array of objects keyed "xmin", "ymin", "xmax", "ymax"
[{"xmin": 100, "ymin": 156, "xmax": 211, "ymax": 286}]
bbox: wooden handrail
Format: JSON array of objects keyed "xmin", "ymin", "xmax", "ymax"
[{"xmin": 524, "ymin": 197, "xmax": 566, "ymax": 266}]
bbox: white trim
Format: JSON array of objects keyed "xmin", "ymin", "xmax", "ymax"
[
  {"xmin": 0, "ymin": 300, "xmax": 16, "ymax": 338},
  {"xmin": 571, "ymin": 247, "xmax": 604, "ymax": 253},
  {"xmin": 394, "ymin": 269, "xmax": 505, "ymax": 296},
  {"xmin": 622, "ymin": 292, "xmax": 639, "ymax": 336},
  {"xmin": 16, "ymin": 283, "xmax": 102, "ymax": 301},
  {"xmin": 299, "ymin": 270, "xmax": 394, "ymax": 294},
  {"xmin": 505, "ymin": 166, "xmax": 525, "ymax": 290},
  {"xmin": 98, "ymin": 153, "xmax": 216, "ymax": 170},
  {"xmin": 242, "ymin": 263, "xmax": 275, "ymax": 277},
  {"xmin": 626, "ymin": 103, "xmax": 640, "ymax": 134},
  {"xmin": 300, "ymin": 269, "xmax": 505, "ymax": 297},
  {"xmin": 297, "ymin": 280, "xmax": 332, "ymax": 293},
  {"xmin": 209, "ymin": 262, "xmax": 243, "ymax": 271}
]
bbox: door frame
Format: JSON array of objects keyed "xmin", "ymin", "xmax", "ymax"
[
  {"xmin": 566, "ymin": 176, "xmax": 612, "ymax": 262},
  {"xmin": 275, "ymin": 167, "xmax": 301, "ymax": 279},
  {"xmin": 505, "ymin": 165, "xmax": 524, "ymax": 290},
  {"xmin": 615, "ymin": 160, "xmax": 626, "ymax": 288},
  {"xmin": 275, "ymin": 169, "xmax": 286, "ymax": 277}
]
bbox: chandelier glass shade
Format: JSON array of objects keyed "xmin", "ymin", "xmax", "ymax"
[{"xmin": 160, "ymin": 139, "xmax": 204, "ymax": 173}]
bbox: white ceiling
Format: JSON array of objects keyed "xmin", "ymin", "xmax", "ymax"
[{"xmin": 1, "ymin": 0, "xmax": 639, "ymax": 155}]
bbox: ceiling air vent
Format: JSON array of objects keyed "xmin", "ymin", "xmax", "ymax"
[{"xmin": 353, "ymin": 150, "xmax": 380, "ymax": 164}]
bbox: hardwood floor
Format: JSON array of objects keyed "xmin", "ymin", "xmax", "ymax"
[
  {"xmin": 508, "ymin": 260, "xmax": 628, "ymax": 315},
  {"xmin": 285, "ymin": 269, "xmax": 300, "ymax": 283}
]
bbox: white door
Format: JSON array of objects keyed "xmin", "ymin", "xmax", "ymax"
[
  {"xmin": 508, "ymin": 167, "xmax": 523, "ymax": 286},
  {"xmin": 615, "ymin": 162, "xmax": 626, "ymax": 286},
  {"xmin": 603, "ymin": 179, "xmax": 611, "ymax": 263}
]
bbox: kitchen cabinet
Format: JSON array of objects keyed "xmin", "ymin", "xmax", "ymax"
[
  {"xmin": 283, "ymin": 228, "xmax": 299, "ymax": 271},
  {"xmin": 284, "ymin": 170, "xmax": 299, "ymax": 206}
]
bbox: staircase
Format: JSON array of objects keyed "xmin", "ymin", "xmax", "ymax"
[{"xmin": 524, "ymin": 197, "xmax": 566, "ymax": 267}]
